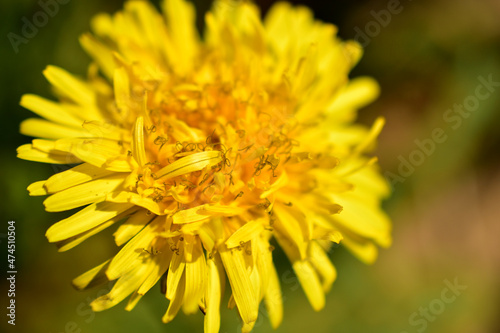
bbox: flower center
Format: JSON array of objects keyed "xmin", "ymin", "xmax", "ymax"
[{"xmin": 123, "ymin": 67, "xmax": 301, "ymax": 216}]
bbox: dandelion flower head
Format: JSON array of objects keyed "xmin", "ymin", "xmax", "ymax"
[{"xmin": 18, "ymin": 0, "xmax": 392, "ymax": 332}]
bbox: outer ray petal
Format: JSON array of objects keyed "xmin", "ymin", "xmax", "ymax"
[
  {"xmin": 72, "ymin": 260, "xmax": 111, "ymax": 290},
  {"xmin": 264, "ymin": 256, "xmax": 283, "ymax": 329},
  {"xmin": 225, "ymin": 219, "xmax": 265, "ymax": 248},
  {"xmin": 27, "ymin": 181, "xmax": 48, "ymax": 196},
  {"xmin": 219, "ymin": 244, "xmax": 258, "ymax": 325},
  {"xmin": 20, "ymin": 94, "xmax": 83, "ymax": 127},
  {"xmin": 20, "ymin": 118, "xmax": 89, "ymax": 140},
  {"xmin": 182, "ymin": 236, "xmax": 207, "ymax": 314},
  {"xmin": 113, "ymin": 209, "xmax": 154, "ymax": 246},
  {"xmin": 80, "ymin": 34, "xmax": 116, "ymax": 80},
  {"xmin": 46, "ymin": 202, "xmax": 134, "ymax": 243},
  {"xmin": 43, "ymin": 65, "xmax": 97, "ymax": 109},
  {"xmin": 106, "ymin": 215, "xmax": 163, "ymax": 280},
  {"xmin": 43, "ymin": 174, "xmax": 124, "ymax": 212},
  {"xmin": 17, "ymin": 143, "xmax": 81, "ymax": 164},
  {"xmin": 204, "ymin": 254, "xmax": 225, "ymax": 333},
  {"xmin": 166, "ymin": 240, "xmax": 186, "ymax": 300},
  {"xmin": 162, "ymin": 273, "xmax": 186, "ymax": 323},
  {"xmin": 91, "ymin": 262, "xmax": 155, "ymax": 311},
  {"xmin": 44, "ymin": 163, "xmax": 115, "ymax": 193},
  {"xmin": 308, "ymin": 241, "xmax": 337, "ymax": 292},
  {"xmin": 56, "ymin": 208, "xmax": 135, "ymax": 252},
  {"xmin": 136, "ymin": 240, "xmax": 173, "ymax": 295},
  {"xmin": 54, "ymin": 138, "xmax": 134, "ymax": 172},
  {"xmin": 162, "ymin": 0, "xmax": 199, "ymax": 73}
]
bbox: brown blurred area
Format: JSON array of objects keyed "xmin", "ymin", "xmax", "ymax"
[{"xmin": 1, "ymin": 0, "xmax": 500, "ymax": 332}]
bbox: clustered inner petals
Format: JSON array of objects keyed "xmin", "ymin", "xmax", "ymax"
[{"xmin": 17, "ymin": 1, "xmax": 391, "ymax": 332}]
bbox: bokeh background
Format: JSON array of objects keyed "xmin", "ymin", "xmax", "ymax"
[{"xmin": 1, "ymin": 0, "xmax": 500, "ymax": 332}]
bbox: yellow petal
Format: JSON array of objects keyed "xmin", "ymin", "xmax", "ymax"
[
  {"xmin": 56, "ymin": 209, "xmax": 134, "ymax": 252},
  {"xmin": 263, "ymin": 258, "xmax": 283, "ymax": 329},
  {"xmin": 260, "ymin": 170, "xmax": 288, "ymax": 199},
  {"xmin": 164, "ymin": 115, "xmax": 205, "ymax": 142},
  {"xmin": 125, "ymin": 291, "xmax": 144, "ymax": 312},
  {"xmin": 27, "ymin": 181, "xmax": 48, "ymax": 196},
  {"xmin": 30, "ymin": 139, "xmax": 61, "ymax": 153},
  {"xmin": 201, "ymin": 204, "xmax": 248, "ymax": 216},
  {"xmin": 44, "ymin": 163, "xmax": 115, "ymax": 193},
  {"xmin": 330, "ymin": 194, "xmax": 391, "ymax": 246},
  {"xmin": 162, "ymin": 273, "xmax": 186, "ymax": 323},
  {"xmin": 20, "ymin": 94, "xmax": 83, "ymax": 127},
  {"xmin": 345, "ymin": 163, "xmax": 390, "ymax": 198},
  {"xmin": 343, "ymin": 40, "xmax": 363, "ymax": 67},
  {"xmin": 132, "ymin": 116, "xmax": 147, "ymax": 167},
  {"xmin": 255, "ymin": 238, "xmax": 271, "ymax": 300},
  {"xmin": 162, "ymin": 0, "xmax": 199, "ymax": 74},
  {"xmin": 20, "ymin": 118, "xmax": 89, "ymax": 140},
  {"xmin": 80, "ymin": 34, "xmax": 115, "ymax": 80},
  {"xmin": 312, "ymin": 226, "xmax": 343, "ymax": 244},
  {"xmin": 328, "ymin": 76, "xmax": 380, "ymax": 113},
  {"xmin": 17, "ymin": 143, "xmax": 81, "ymax": 164},
  {"xmin": 90, "ymin": 12, "xmax": 114, "ymax": 38},
  {"xmin": 273, "ymin": 205, "xmax": 307, "ymax": 259},
  {"xmin": 43, "ymin": 174, "xmax": 124, "ymax": 212},
  {"xmin": 72, "ymin": 260, "xmax": 110, "ymax": 290},
  {"xmin": 219, "ymin": 245, "xmax": 258, "ymax": 325},
  {"xmin": 341, "ymin": 234, "xmax": 378, "ymax": 264},
  {"xmin": 113, "ymin": 209, "xmax": 155, "ymax": 246},
  {"xmin": 156, "ymin": 151, "xmax": 222, "ymax": 179},
  {"xmin": 57, "ymin": 220, "xmax": 114, "ymax": 252},
  {"xmin": 328, "ymin": 231, "xmax": 343, "ymax": 243},
  {"xmin": 274, "ymin": 231, "xmax": 324, "ymax": 311},
  {"xmin": 180, "ymin": 222, "xmax": 208, "ymax": 236},
  {"xmin": 204, "ymin": 254, "xmax": 225, "ymax": 333},
  {"xmin": 46, "ymin": 202, "xmax": 134, "ymax": 242},
  {"xmin": 225, "ymin": 219, "xmax": 265, "ymax": 248},
  {"xmin": 172, "ymin": 205, "xmax": 211, "ymax": 225},
  {"xmin": 137, "ymin": 240, "xmax": 173, "ymax": 295},
  {"xmin": 292, "ymin": 259, "xmax": 325, "ymax": 311},
  {"xmin": 106, "ymin": 215, "xmax": 163, "ymax": 280},
  {"xmin": 43, "ymin": 65, "xmax": 96, "ymax": 108},
  {"xmin": 81, "ymin": 120, "xmax": 128, "ymax": 142},
  {"xmin": 54, "ymin": 138, "xmax": 134, "ymax": 172},
  {"xmin": 113, "ymin": 67, "xmax": 131, "ymax": 118},
  {"xmin": 291, "ymin": 44, "xmax": 318, "ymax": 97},
  {"xmin": 166, "ymin": 241, "xmax": 186, "ymax": 300},
  {"xmin": 308, "ymin": 241, "xmax": 337, "ymax": 292},
  {"xmin": 106, "ymin": 191, "xmax": 171, "ymax": 216},
  {"xmin": 352, "ymin": 117, "xmax": 385, "ymax": 155},
  {"xmin": 198, "ymin": 224, "xmax": 216, "ymax": 252},
  {"xmin": 249, "ymin": 259, "xmax": 261, "ymax": 302},
  {"xmin": 91, "ymin": 263, "xmax": 153, "ymax": 311},
  {"xmin": 242, "ymin": 320, "xmax": 256, "ymax": 333},
  {"xmin": 174, "ymin": 204, "xmax": 248, "ymax": 226},
  {"xmin": 183, "ymin": 237, "xmax": 207, "ymax": 314},
  {"xmin": 125, "ymin": 1, "xmax": 168, "ymax": 55}
]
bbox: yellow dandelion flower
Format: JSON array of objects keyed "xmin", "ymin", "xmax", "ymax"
[{"xmin": 18, "ymin": 0, "xmax": 391, "ymax": 331}]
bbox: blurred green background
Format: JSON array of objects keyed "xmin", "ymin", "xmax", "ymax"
[{"xmin": 1, "ymin": 0, "xmax": 500, "ymax": 332}]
